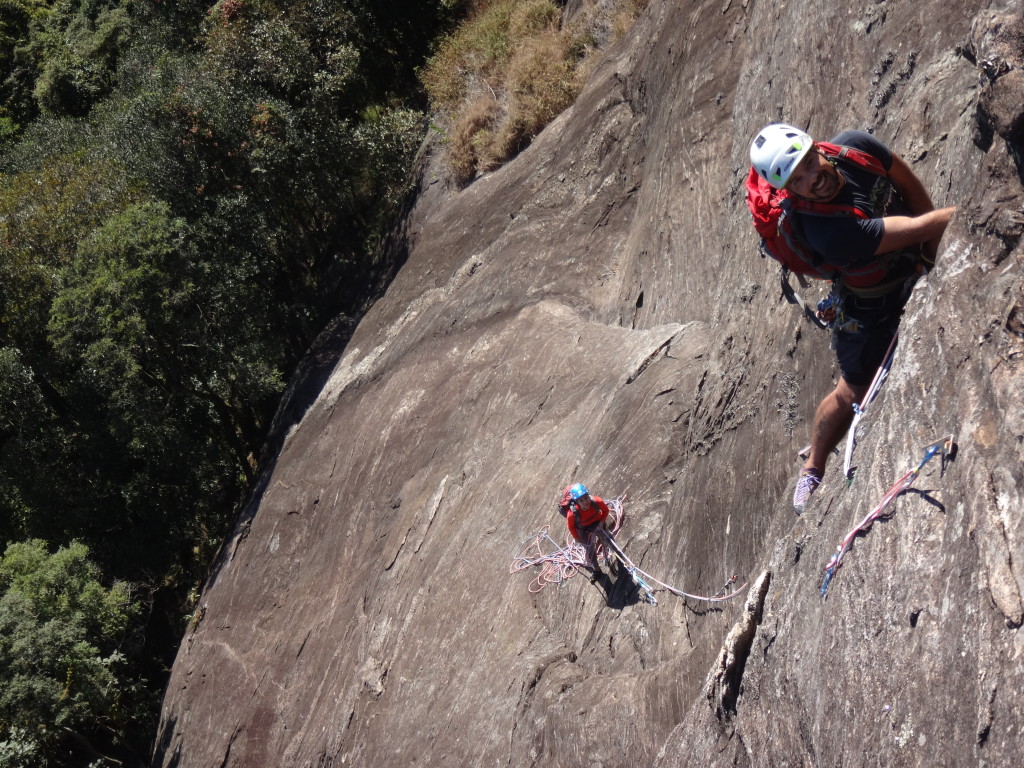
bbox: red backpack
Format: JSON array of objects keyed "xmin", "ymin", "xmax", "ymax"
[{"xmin": 745, "ymin": 142, "xmax": 890, "ymax": 286}]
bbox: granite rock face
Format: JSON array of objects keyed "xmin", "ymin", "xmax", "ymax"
[{"xmin": 154, "ymin": 1, "xmax": 1024, "ymax": 766}]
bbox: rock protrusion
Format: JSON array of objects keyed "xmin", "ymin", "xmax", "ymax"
[{"xmin": 705, "ymin": 570, "xmax": 771, "ymax": 719}]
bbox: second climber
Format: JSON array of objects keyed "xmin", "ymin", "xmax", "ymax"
[{"xmin": 558, "ymin": 483, "xmax": 612, "ymax": 577}]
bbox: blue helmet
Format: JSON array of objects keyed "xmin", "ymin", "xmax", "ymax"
[{"xmin": 569, "ymin": 483, "xmax": 589, "ymax": 500}]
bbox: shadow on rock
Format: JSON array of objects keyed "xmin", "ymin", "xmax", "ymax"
[
  {"xmin": 904, "ymin": 487, "xmax": 947, "ymax": 514},
  {"xmin": 598, "ymin": 569, "xmax": 644, "ymax": 609}
]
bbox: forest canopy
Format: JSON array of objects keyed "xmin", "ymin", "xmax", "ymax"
[{"xmin": 0, "ymin": 0, "xmax": 461, "ymax": 763}]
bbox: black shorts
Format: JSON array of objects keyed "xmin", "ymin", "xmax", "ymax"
[{"xmin": 834, "ymin": 284, "xmax": 913, "ymax": 387}]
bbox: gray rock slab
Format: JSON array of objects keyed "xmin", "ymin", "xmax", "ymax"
[{"xmin": 155, "ymin": 2, "xmax": 1024, "ymax": 766}]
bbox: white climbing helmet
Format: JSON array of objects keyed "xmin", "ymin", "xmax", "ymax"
[{"xmin": 750, "ymin": 123, "xmax": 815, "ymax": 188}]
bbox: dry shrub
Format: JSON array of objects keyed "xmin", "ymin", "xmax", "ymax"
[
  {"xmin": 611, "ymin": 0, "xmax": 649, "ymax": 41},
  {"xmin": 497, "ymin": 30, "xmax": 579, "ymax": 157},
  {"xmin": 425, "ymin": 0, "xmax": 646, "ymax": 185},
  {"xmin": 509, "ymin": 0, "xmax": 561, "ymax": 39},
  {"xmin": 422, "ymin": 1, "xmax": 517, "ymax": 112},
  {"xmin": 448, "ymin": 92, "xmax": 503, "ymax": 185},
  {"xmin": 421, "ymin": 37, "xmax": 469, "ymax": 112}
]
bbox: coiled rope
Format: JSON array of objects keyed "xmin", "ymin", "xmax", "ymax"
[
  {"xmin": 510, "ymin": 499, "xmax": 746, "ymax": 604},
  {"xmin": 509, "ymin": 500, "xmax": 624, "ymax": 594}
]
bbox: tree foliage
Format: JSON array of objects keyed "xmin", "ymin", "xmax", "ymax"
[
  {"xmin": 0, "ymin": 0, "xmax": 462, "ymax": 757},
  {"xmin": 0, "ymin": 539, "xmax": 148, "ymax": 766}
]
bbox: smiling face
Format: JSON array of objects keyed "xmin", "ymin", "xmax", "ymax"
[{"xmin": 785, "ymin": 148, "xmax": 845, "ymax": 201}]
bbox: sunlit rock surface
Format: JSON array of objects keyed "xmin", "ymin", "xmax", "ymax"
[{"xmin": 155, "ymin": 1, "xmax": 1024, "ymax": 766}]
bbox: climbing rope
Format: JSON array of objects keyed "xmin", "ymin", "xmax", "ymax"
[
  {"xmin": 508, "ymin": 525, "xmax": 586, "ymax": 593},
  {"xmin": 843, "ymin": 332, "xmax": 899, "ymax": 482},
  {"xmin": 598, "ymin": 531, "xmax": 747, "ymax": 605},
  {"xmin": 821, "ymin": 435, "xmax": 956, "ymax": 597},
  {"xmin": 510, "ymin": 499, "xmax": 747, "ymax": 605},
  {"xmin": 509, "ymin": 500, "xmax": 624, "ymax": 594}
]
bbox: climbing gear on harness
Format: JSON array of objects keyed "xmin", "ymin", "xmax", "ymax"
[
  {"xmin": 816, "ymin": 292, "xmax": 840, "ymax": 325},
  {"xmin": 793, "ymin": 467, "xmax": 823, "ymax": 514},
  {"xmin": 820, "ymin": 436, "xmax": 956, "ymax": 597},
  {"xmin": 843, "ymin": 332, "xmax": 899, "ymax": 482},
  {"xmin": 816, "ymin": 286, "xmax": 862, "ymax": 334},
  {"xmin": 750, "ymin": 124, "xmax": 814, "ymax": 188}
]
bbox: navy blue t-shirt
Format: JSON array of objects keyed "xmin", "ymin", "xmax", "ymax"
[{"xmin": 796, "ymin": 131, "xmax": 908, "ymax": 268}]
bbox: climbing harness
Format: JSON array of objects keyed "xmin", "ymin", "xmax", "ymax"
[
  {"xmin": 820, "ymin": 436, "xmax": 956, "ymax": 597},
  {"xmin": 510, "ymin": 499, "xmax": 747, "ymax": 605},
  {"xmin": 842, "ymin": 332, "xmax": 899, "ymax": 482}
]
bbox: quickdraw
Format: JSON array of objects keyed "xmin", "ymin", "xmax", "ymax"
[{"xmin": 820, "ymin": 436, "xmax": 956, "ymax": 597}]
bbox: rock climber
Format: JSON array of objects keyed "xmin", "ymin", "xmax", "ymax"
[
  {"xmin": 749, "ymin": 124, "xmax": 956, "ymax": 512},
  {"xmin": 558, "ymin": 482, "xmax": 611, "ymax": 577}
]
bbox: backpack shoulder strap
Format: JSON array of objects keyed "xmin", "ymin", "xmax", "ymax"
[
  {"xmin": 817, "ymin": 141, "xmax": 888, "ymax": 178},
  {"xmin": 788, "ymin": 196, "xmax": 870, "ymax": 219}
]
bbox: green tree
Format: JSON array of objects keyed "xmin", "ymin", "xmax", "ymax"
[
  {"xmin": 0, "ymin": 0, "xmax": 435, "ymax": 608},
  {"xmin": 0, "ymin": 149, "xmax": 143, "ymax": 557},
  {"xmin": 0, "ymin": 0, "xmax": 467, "ymax": 757},
  {"xmin": 0, "ymin": 0, "xmax": 43, "ymax": 136},
  {"xmin": 28, "ymin": 0, "xmax": 130, "ymax": 118},
  {"xmin": 0, "ymin": 539, "xmax": 149, "ymax": 766},
  {"xmin": 47, "ymin": 201, "xmax": 271, "ymax": 565}
]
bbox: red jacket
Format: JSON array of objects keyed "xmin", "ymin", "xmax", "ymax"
[{"xmin": 566, "ymin": 496, "xmax": 609, "ymax": 541}]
